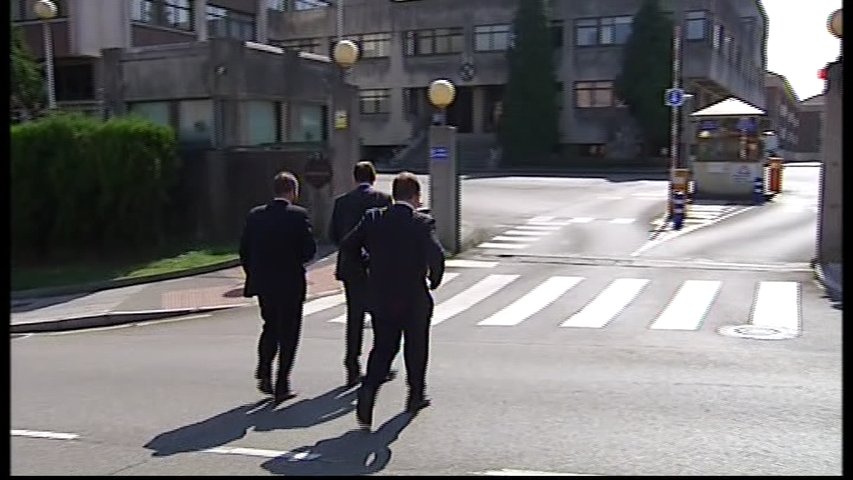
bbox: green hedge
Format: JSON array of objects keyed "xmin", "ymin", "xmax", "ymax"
[{"xmin": 11, "ymin": 113, "xmax": 179, "ymax": 260}]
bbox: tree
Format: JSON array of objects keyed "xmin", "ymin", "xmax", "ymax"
[
  {"xmin": 615, "ymin": 0, "xmax": 673, "ymax": 156},
  {"xmin": 11, "ymin": 24, "xmax": 44, "ymax": 121},
  {"xmin": 499, "ymin": 0, "xmax": 559, "ymax": 166}
]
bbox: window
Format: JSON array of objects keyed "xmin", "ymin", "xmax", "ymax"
[
  {"xmin": 178, "ymin": 99, "xmax": 213, "ymax": 146},
  {"xmin": 599, "ymin": 16, "xmax": 632, "ymax": 45},
  {"xmin": 356, "ymin": 33, "xmax": 392, "ymax": 58},
  {"xmin": 279, "ymin": 38, "xmax": 323, "ymax": 54},
  {"xmin": 132, "ymin": 0, "xmax": 193, "ymax": 31},
  {"xmin": 359, "ymin": 89, "xmax": 391, "ymax": 114},
  {"xmin": 404, "ymin": 28, "xmax": 464, "ymax": 56},
  {"xmin": 712, "ymin": 24, "xmax": 723, "ymax": 50},
  {"xmin": 551, "ymin": 20, "xmax": 564, "ymax": 48},
  {"xmin": 129, "ymin": 101, "xmax": 171, "ymax": 127},
  {"xmin": 207, "ymin": 5, "xmax": 255, "ymax": 41},
  {"xmin": 55, "ymin": 64, "xmax": 95, "ymax": 101},
  {"xmin": 685, "ymin": 11, "xmax": 707, "ymax": 40},
  {"xmin": 403, "ymin": 87, "xmax": 428, "ymax": 117},
  {"xmin": 246, "ymin": 101, "xmax": 277, "ymax": 146},
  {"xmin": 575, "ymin": 19, "xmax": 598, "ymax": 46},
  {"xmin": 268, "ymin": 0, "xmax": 286, "ymax": 10},
  {"xmin": 574, "ymin": 81, "xmax": 617, "ymax": 108},
  {"xmin": 295, "ymin": 0, "xmax": 330, "ymax": 10},
  {"xmin": 576, "ymin": 16, "xmax": 632, "ymax": 46},
  {"xmin": 290, "ymin": 104, "xmax": 325, "ymax": 142},
  {"xmin": 474, "ymin": 25, "xmax": 511, "ymax": 52}
]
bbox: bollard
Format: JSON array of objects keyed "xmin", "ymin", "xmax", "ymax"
[
  {"xmin": 753, "ymin": 176, "xmax": 765, "ymax": 205},
  {"xmin": 672, "ymin": 191, "xmax": 685, "ymax": 230},
  {"xmin": 769, "ymin": 157, "xmax": 783, "ymax": 193}
]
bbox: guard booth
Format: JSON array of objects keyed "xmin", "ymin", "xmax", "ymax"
[{"xmin": 688, "ymin": 97, "xmax": 770, "ymax": 200}]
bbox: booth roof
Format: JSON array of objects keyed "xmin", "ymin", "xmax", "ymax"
[{"xmin": 690, "ymin": 97, "xmax": 766, "ymax": 117}]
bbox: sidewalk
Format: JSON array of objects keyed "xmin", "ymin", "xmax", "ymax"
[{"xmin": 11, "ymin": 223, "xmax": 488, "ymax": 333}]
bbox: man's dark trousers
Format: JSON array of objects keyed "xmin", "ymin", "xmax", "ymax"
[
  {"xmin": 362, "ymin": 294, "xmax": 433, "ymax": 396},
  {"xmin": 343, "ymin": 279, "xmax": 369, "ymax": 373},
  {"xmin": 256, "ymin": 281, "xmax": 306, "ymax": 393}
]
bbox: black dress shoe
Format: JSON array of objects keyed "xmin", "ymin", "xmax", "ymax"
[
  {"xmin": 257, "ymin": 378, "xmax": 273, "ymax": 395},
  {"xmin": 273, "ymin": 390, "xmax": 297, "ymax": 403},
  {"xmin": 406, "ymin": 393, "xmax": 431, "ymax": 413},
  {"xmin": 346, "ymin": 369, "xmax": 361, "ymax": 388},
  {"xmin": 356, "ymin": 386, "xmax": 376, "ymax": 428}
]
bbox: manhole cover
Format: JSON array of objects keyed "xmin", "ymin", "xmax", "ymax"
[{"xmin": 718, "ymin": 324, "xmax": 799, "ymax": 340}]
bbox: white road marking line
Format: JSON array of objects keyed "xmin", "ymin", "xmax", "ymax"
[
  {"xmin": 304, "ymin": 293, "xmax": 346, "ymax": 316},
  {"xmin": 609, "ymin": 218, "xmax": 636, "ymax": 224},
  {"xmin": 528, "ymin": 216, "xmax": 555, "ymax": 222},
  {"xmin": 11, "ymin": 429, "xmax": 79, "ymax": 440},
  {"xmin": 649, "ymin": 280, "xmax": 721, "ymax": 330},
  {"xmin": 513, "ymin": 225, "xmax": 562, "ymax": 231},
  {"xmin": 445, "ymin": 259, "xmax": 498, "ymax": 268},
  {"xmin": 569, "ymin": 217, "xmax": 594, "ymax": 224},
  {"xmin": 203, "ymin": 446, "xmax": 320, "ymax": 461},
  {"xmin": 432, "ymin": 274, "xmax": 519, "ymax": 325},
  {"xmin": 328, "ymin": 273, "xmax": 460, "ymax": 323},
  {"xmin": 750, "ymin": 281, "xmax": 801, "ymax": 334},
  {"xmin": 561, "ymin": 278, "xmax": 650, "ymax": 328},
  {"xmin": 598, "ymin": 195, "xmax": 625, "ymax": 200},
  {"xmin": 491, "ymin": 235, "xmax": 541, "ymax": 242},
  {"xmin": 501, "ymin": 230, "xmax": 553, "ymax": 236},
  {"xmin": 479, "ymin": 276, "xmax": 584, "ymax": 326},
  {"xmin": 476, "ymin": 469, "xmax": 597, "ymax": 476},
  {"xmin": 477, "ymin": 242, "xmax": 529, "ymax": 249},
  {"xmin": 630, "ymin": 206, "xmax": 755, "ymax": 256}
]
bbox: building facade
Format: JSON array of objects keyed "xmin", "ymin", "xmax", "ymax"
[
  {"xmin": 13, "ymin": 0, "xmax": 768, "ymax": 165},
  {"xmin": 798, "ymin": 93, "xmax": 824, "ymax": 161},
  {"xmin": 270, "ymin": 0, "xmax": 768, "ymax": 164},
  {"xmin": 764, "ymin": 71, "xmax": 800, "ymax": 155}
]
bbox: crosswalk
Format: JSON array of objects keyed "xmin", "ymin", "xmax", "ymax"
[
  {"xmin": 306, "ymin": 269, "xmax": 803, "ymax": 336},
  {"xmin": 477, "ymin": 216, "xmax": 638, "ymax": 252}
]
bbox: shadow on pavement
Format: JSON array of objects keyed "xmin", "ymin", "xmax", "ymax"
[
  {"xmin": 261, "ymin": 412, "xmax": 414, "ymax": 476},
  {"xmin": 143, "ymin": 386, "xmax": 356, "ymax": 457}
]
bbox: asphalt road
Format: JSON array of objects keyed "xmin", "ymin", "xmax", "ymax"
[{"xmin": 11, "ymin": 166, "xmax": 840, "ymax": 475}]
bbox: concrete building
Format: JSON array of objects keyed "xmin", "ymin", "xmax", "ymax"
[
  {"xmin": 270, "ymin": 0, "xmax": 768, "ymax": 166},
  {"xmin": 798, "ymin": 93, "xmax": 825, "ymax": 161},
  {"xmin": 13, "ymin": 0, "xmax": 768, "ymax": 167},
  {"xmin": 764, "ymin": 71, "xmax": 800, "ymax": 157}
]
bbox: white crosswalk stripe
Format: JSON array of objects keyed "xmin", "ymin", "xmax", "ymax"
[
  {"xmin": 478, "ymin": 242, "xmax": 528, "ymax": 249},
  {"xmin": 502, "ymin": 230, "xmax": 553, "ymax": 236},
  {"xmin": 309, "ymin": 271, "xmax": 803, "ymax": 335},
  {"xmin": 479, "ymin": 276, "xmax": 583, "ymax": 326},
  {"xmin": 491, "ymin": 236, "xmax": 541, "ymax": 242},
  {"xmin": 561, "ymin": 278, "xmax": 650, "ymax": 328}
]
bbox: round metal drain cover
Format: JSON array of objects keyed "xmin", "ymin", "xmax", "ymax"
[{"xmin": 718, "ymin": 324, "xmax": 798, "ymax": 340}]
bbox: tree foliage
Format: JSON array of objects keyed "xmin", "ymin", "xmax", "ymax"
[
  {"xmin": 499, "ymin": 0, "xmax": 560, "ymax": 166},
  {"xmin": 615, "ymin": 0, "xmax": 674, "ymax": 155},
  {"xmin": 10, "ymin": 24, "xmax": 44, "ymax": 120}
]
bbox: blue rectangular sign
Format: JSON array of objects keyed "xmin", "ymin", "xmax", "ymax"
[{"xmin": 430, "ymin": 147, "xmax": 449, "ymax": 159}]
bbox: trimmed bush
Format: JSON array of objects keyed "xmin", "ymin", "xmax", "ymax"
[{"xmin": 11, "ymin": 113, "xmax": 179, "ymax": 261}]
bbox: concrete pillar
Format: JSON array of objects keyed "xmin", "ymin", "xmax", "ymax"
[
  {"xmin": 194, "ymin": 0, "xmax": 207, "ymax": 41},
  {"xmin": 429, "ymin": 125, "xmax": 460, "ymax": 255},
  {"xmin": 256, "ymin": 0, "xmax": 269, "ymax": 44},
  {"xmin": 816, "ymin": 58, "xmax": 842, "ymax": 264}
]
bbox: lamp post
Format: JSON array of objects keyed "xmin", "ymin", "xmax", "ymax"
[
  {"xmin": 34, "ymin": 0, "xmax": 58, "ymax": 111},
  {"xmin": 427, "ymin": 79, "xmax": 460, "ymax": 254}
]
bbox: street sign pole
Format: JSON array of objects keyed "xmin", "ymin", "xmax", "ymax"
[{"xmin": 668, "ymin": 22, "xmax": 683, "ymax": 218}]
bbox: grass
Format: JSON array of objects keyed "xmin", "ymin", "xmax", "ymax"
[{"xmin": 11, "ymin": 244, "xmax": 239, "ymax": 292}]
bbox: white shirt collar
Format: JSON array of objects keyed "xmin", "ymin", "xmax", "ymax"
[
  {"xmin": 395, "ymin": 200, "xmax": 416, "ymax": 210},
  {"xmin": 273, "ymin": 197, "xmax": 290, "ymax": 203},
  {"xmin": 358, "ymin": 182, "xmax": 372, "ymax": 189}
]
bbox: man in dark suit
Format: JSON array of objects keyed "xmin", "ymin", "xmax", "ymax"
[
  {"xmin": 340, "ymin": 172, "xmax": 445, "ymax": 428},
  {"xmin": 330, "ymin": 161, "xmax": 394, "ymax": 387},
  {"xmin": 240, "ymin": 171, "xmax": 317, "ymax": 403}
]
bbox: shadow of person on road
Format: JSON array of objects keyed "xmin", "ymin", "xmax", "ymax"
[
  {"xmin": 143, "ymin": 386, "xmax": 356, "ymax": 457},
  {"xmin": 261, "ymin": 412, "xmax": 414, "ymax": 476}
]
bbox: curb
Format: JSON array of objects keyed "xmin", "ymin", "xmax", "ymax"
[
  {"xmin": 9, "ymin": 304, "xmax": 248, "ymax": 334},
  {"xmin": 11, "ymin": 259, "xmax": 242, "ymax": 301}
]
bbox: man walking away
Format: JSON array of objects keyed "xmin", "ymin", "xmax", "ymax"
[
  {"xmin": 240, "ymin": 171, "xmax": 317, "ymax": 403},
  {"xmin": 330, "ymin": 161, "xmax": 393, "ymax": 387},
  {"xmin": 340, "ymin": 172, "xmax": 445, "ymax": 428}
]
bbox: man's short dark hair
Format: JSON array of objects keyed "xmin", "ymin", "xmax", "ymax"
[
  {"xmin": 392, "ymin": 171, "xmax": 420, "ymax": 201},
  {"xmin": 273, "ymin": 171, "xmax": 298, "ymax": 197},
  {"xmin": 353, "ymin": 161, "xmax": 377, "ymax": 184}
]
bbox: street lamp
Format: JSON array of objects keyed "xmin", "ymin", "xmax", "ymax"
[
  {"xmin": 332, "ymin": 39, "xmax": 359, "ymax": 70},
  {"xmin": 34, "ymin": 0, "xmax": 58, "ymax": 111},
  {"xmin": 428, "ymin": 79, "xmax": 456, "ymax": 125},
  {"xmin": 828, "ymin": 9, "xmax": 842, "ymax": 38}
]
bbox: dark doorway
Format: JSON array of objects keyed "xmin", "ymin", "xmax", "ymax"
[{"xmin": 445, "ymin": 86, "xmax": 473, "ymax": 133}]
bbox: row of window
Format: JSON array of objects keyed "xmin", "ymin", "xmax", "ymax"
[
  {"xmin": 130, "ymin": 0, "xmax": 255, "ymax": 41},
  {"xmin": 358, "ymin": 81, "xmax": 622, "ymax": 115}
]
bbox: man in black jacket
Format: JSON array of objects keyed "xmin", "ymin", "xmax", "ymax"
[
  {"xmin": 340, "ymin": 172, "xmax": 445, "ymax": 428},
  {"xmin": 240, "ymin": 171, "xmax": 317, "ymax": 403},
  {"xmin": 330, "ymin": 161, "xmax": 394, "ymax": 387}
]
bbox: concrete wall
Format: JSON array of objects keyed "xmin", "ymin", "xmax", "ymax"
[{"xmin": 816, "ymin": 58, "xmax": 842, "ymax": 264}]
